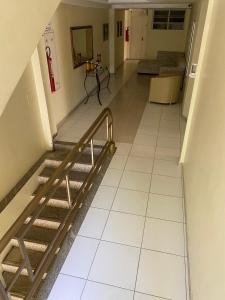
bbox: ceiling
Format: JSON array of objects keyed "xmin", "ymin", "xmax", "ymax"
[
  {"xmin": 89, "ymin": 0, "xmax": 196, "ymax": 3},
  {"xmin": 63, "ymin": 0, "xmax": 196, "ymax": 8}
]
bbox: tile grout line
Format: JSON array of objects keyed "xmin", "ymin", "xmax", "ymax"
[
  {"xmin": 107, "ymin": 166, "xmax": 183, "ymax": 181},
  {"xmin": 60, "ymin": 273, "xmax": 172, "ymax": 300},
  {"xmin": 77, "ymin": 234, "xmax": 186, "ymax": 258},
  {"xmin": 59, "ymin": 104, "xmax": 187, "ymax": 299},
  {"xmin": 99, "ymin": 184, "xmax": 185, "ymax": 200},
  {"xmin": 89, "ymin": 205, "xmax": 185, "ymax": 224},
  {"xmin": 109, "ymin": 163, "xmax": 182, "ymax": 178},
  {"xmin": 76, "ymin": 234, "xmax": 187, "ymax": 258},
  {"xmin": 110, "ymin": 143, "xmax": 182, "ymax": 166},
  {"xmin": 132, "ymin": 103, "xmax": 162, "ymax": 299},
  {"xmin": 79, "ymin": 144, "xmax": 132, "ymax": 299},
  {"xmin": 99, "ymin": 183, "xmax": 183, "ymax": 198}
]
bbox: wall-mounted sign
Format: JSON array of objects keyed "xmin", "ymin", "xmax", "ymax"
[{"xmin": 43, "ymin": 23, "xmax": 60, "ymax": 93}]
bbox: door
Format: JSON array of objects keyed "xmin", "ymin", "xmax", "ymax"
[{"xmin": 129, "ymin": 9, "xmax": 148, "ymax": 59}]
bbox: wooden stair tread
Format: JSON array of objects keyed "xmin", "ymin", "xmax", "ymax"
[
  {"xmin": 39, "ymin": 167, "xmax": 87, "ymax": 183},
  {"xmin": 3, "ymin": 246, "xmax": 44, "ymax": 270},
  {"xmin": 3, "ymin": 272, "xmax": 40, "ymax": 299}
]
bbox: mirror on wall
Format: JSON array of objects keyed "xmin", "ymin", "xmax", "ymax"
[{"xmin": 70, "ymin": 26, "xmax": 93, "ymax": 68}]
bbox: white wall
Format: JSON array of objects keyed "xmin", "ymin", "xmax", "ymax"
[
  {"xmin": 183, "ymin": 0, "xmax": 225, "ymax": 299},
  {"xmin": 38, "ymin": 3, "xmax": 110, "ymax": 133},
  {"xmin": 0, "ymin": 62, "xmax": 47, "ymax": 200},
  {"xmin": 0, "ymin": 0, "xmax": 61, "ymax": 118}
]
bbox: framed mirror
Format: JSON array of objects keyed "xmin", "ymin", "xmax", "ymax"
[{"xmin": 70, "ymin": 26, "xmax": 93, "ymax": 68}]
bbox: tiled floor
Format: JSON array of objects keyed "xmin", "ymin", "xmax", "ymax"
[
  {"xmin": 48, "ymin": 99, "xmax": 189, "ymax": 299},
  {"xmin": 55, "ymin": 61, "xmax": 140, "ymax": 144},
  {"xmin": 55, "ymin": 61, "xmax": 151, "ymax": 144}
]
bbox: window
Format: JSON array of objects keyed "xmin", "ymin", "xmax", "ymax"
[{"xmin": 153, "ymin": 9, "xmax": 185, "ymax": 30}]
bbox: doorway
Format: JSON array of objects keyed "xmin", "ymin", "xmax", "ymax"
[{"xmin": 129, "ymin": 9, "xmax": 148, "ymax": 59}]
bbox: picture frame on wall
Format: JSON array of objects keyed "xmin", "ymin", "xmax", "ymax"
[{"xmin": 103, "ymin": 23, "xmax": 109, "ymax": 41}]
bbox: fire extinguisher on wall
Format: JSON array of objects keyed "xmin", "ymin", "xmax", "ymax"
[
  {"xmin": 125, "ymin": 27, "xmax": 129, "ymax": 42},
  {"xmin": 45, "ymin": 46, "xmax": 56, "ymax": 93}
]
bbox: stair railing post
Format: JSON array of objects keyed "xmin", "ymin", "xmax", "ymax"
[
  {"xmin": 90, "ymin": 139, "xmax": 94, "ymax": 166},
  {"xmin": 65, "ymin": 175, "xmax": 72, "ymax": 209},
  {"xmin": 0, "ymin": 280, "xmax": 9, "ymax": 300},
  {"xmin": 106, "ymin": 116, "xmax": 109, "ymax": 141},
  {"xmin": 110, "ymin": 123, "xmax": 113, "ymax": 142},
  {"xmin": 18, "ymin": 238, "xmax": 35, "ymax": 282}
]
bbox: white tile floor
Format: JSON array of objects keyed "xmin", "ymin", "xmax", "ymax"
[{"xmin": 48, "ymin": 102, "xmax": 189, "ymax": 300}]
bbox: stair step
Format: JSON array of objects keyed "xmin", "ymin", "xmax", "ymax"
[
  {"xmin": 33, "ymin": 184, "xmax": 79, "ymax": 209},
  {"xmin": 29, "ymin": 206, "xmax": 69, "ymax": 229},
  {"xmin": 38, "ymin": 167, "xmax": 87, "ymax": 189},
  {"xmin": 12, "ymin": 225, "xmax": 57, "ymax": 252},
  {"xmin": 2, "ymin": 246, "xmax": 44, "ymax": 275},
  {"xmin": 54, "ymin": 140, "xmax": 103, "ymax": 154},
  {"xmin": 3, "ymin": 272, "xmax": 40, "ymax": 300},
  {"xmin": 44, "ymin": 150, "xmax": 100, "ymax": 172}
]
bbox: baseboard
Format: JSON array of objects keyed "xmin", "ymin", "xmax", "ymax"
[
  {"xmin": 0, "ymin": 163, "xmax": 45, "ymax": 241},
  {"xmin": 0, "ymin": 152, "xmax": 50, "ymax": 213}
]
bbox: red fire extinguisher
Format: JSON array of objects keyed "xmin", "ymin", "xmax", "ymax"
[
  {"xmin": 46, "ymin": 46, "xmax": 56, "ymax": 92},
  {"xmin": 125, "ymin": 27, "xmax": 129, "ymax": 42}
]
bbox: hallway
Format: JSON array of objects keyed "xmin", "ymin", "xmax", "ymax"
[
  {"xmin": 55, "ymin": 61, "xmax": 150, "ymax": 144},
  {"xmin": 55, "ymin": 61, "xmax": 139, "ymax": 144},
  {"xmin": 1, "ymin": 1, "xmax": 225, "ymax": 299},
  {"xmin": 48, "ymin": 68, "xmax": 188, "ymax": 300}
]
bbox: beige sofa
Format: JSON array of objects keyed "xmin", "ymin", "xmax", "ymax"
[
  {"xmin": 137, "ymin": 51, "xmax": 186, "ymax": 76},
  {"xmin": 137, "ymin": 51, "xmax": 185, "ymax": 104},
  {"xmin": 149, "ymin": 74, "xmax": 182, "ymax": 104}
]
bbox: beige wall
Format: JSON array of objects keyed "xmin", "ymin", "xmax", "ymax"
[
  {"xmin": 182, "ymin": 0, "xmax": 209, "ymax": 118},
  {"xmin": 115, "ymin": 10, "xmax": 125, "ymax": 69},
  {"xmin": 38, "ymin": 3, "xmax": 110, "ymax": 132},
  {"xmin": 146, "ymin": 9, "xmax": 191, "ymax": 59},
  {"xmin": 0, "ymin": 63, "xmax": 47, "ymax": 200},
  {"xmin": 183, "ymin": 0, "xmax": 225, "ymax": 299},
  {"xmin": 0, "ymin": 0, "xmax": 60, "ymax": 118}
]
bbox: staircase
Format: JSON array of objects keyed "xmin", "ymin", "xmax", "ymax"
[{"xmin": 0, "ymin": 109, "xmax": 115, "ymax": 300}]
